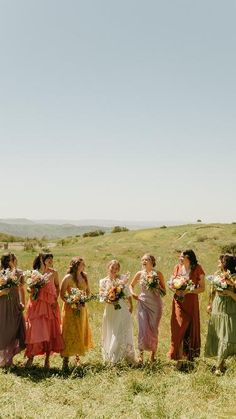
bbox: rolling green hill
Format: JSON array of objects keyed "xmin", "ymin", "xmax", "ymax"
[{"xmin": 0, "ymin": 223, "xmax": 236, "ymax": 418}]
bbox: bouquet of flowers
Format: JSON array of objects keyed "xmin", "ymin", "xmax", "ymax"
[
  {"xmin": 168, "ymin": 275, "xmax": 195, "ymax": 301},
  {"xmin": 24, "ymin": 270, "xmax": 51, "ymax": 300},
  {"xmin": 65, "ymin": 288, "xmax": 96, "ymax": 316},
  {"xmin": 119, "ymin": 272, "xmax": 130, "ymax": 284},
  {"xmin": 0, "ymin": 268, "xmax": 20, "ymax": 293},
  {"xmin": 99, "ymin": 280, "xmax": 127, "ymax": 310},
  {"xmin": 206, "ymin": 270, "xmax": 236, "ymax": 291},
  {"xmin": 140, "ymin": 270, "xmax": 166, "ymax": 296}
]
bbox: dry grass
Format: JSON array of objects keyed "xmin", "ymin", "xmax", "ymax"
[{"xmin": 0, "ymin": 223, "xmax": 236, "ymax": 418}]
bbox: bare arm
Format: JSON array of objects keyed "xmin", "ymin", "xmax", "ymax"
[
  {"xmin": 53, "ymin": 271, "xmax": 60, "ymax": 298},
  {"xmin": 60, "ymin": 275, "xmax": 71, "ymax": 302},
  {"xmin": 158, "ymin": 271, "xmax": 166, "ymax": 295},
  {"xmin": 18, "ymin": 271, "xmax": 25, "ymax": 308},
  {"xmin": 84, "ymin": 274, "xmax": 91, "ymax": 296},
  {"xmin": 181, "ymin": 274, "xmax": 205, "ymax": 296},
  {"xmin": 207, "ymin": 284, "xmax": 216, "ymax": 313},
  {"xmin": 128, "ymin": 295, "xmax": 133, "ymax": 313},
  {"xmin": 221, "ymin": 289, "xmax": 236, "ymax": 302},
  {"xmin": 129, "ymin": 272, "xmax": 141, "ymax": 301},
  {"xmin": 191, "ymin": 274, "xmax": 205, "ymax": 294}
]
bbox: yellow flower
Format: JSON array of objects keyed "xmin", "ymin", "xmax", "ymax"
[{"xmin": 173, "ymin": 278, "xmax": 185, "ymax": 289}]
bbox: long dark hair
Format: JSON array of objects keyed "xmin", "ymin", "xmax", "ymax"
[
  {"xmin": 0, "ymin": 252, "xmax": 16, "ymax": 270},
  {"xmin": 182, "ymin": 249, "xmax": 198, "ymax": 270},
  {"xmin": 223, "ymin": 254, "xmax": 236, "ymax": 274},
  {"xmin": 42, "ymin": 253, "xmax": 53, "ymax": 264},
  {"xmin": 33, "ymin": 253, "xmax": 44, "ymax": 270},
  {"xmin": 67, "ymin": 257, "xmax": 87, "ymax": 284}
]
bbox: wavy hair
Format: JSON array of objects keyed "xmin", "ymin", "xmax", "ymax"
[
  {"xmin": 67, "ymin": 257, "xmax": 86, "ymax": 284},
  {"xmin": 142, "ymin": 254, "xmax": 156, "ymax": 268},
  {"xmin": 107, "ymin": 259, "xmax": 120, "ymax": 270},
  {"xmin": 223, "ymin": 254, "xmax": 236, "ymax": 274},
  {"xmin": 182, "ymin": 249, "xmax": 198, "ymax": 270}
]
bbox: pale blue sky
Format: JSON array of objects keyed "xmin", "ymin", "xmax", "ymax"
[{"xmin": 0, "ymin": 0, "xmax": 235, "ymax": 222}]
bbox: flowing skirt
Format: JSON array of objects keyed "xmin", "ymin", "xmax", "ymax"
[
  {"xmin": 0, "ymin": 288, "xmax": 25, "ymax": 367},
  {"xmin": 168, "ymin": 294, "xmax": 200, "ymax": 361},
  {"xmin": 137, "ymin": 290, "xmax": 163, "ymax": 352},
  {"xmin": 25, "ymin": 283, "xmax": 64, "ymax": 357},
  {"xmin": 61, "ymin": 303, "xmax": 93, "ymax": 357},
  {"xmin": 205, "ymin": 294, "xmax": 236, "ymax": 363},
  {"xmin": 102, "ymin": 300, "xmax": 135, "ymax": 363}
]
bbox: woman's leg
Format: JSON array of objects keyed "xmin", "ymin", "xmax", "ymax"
[
  {"xmin": 25, "ymin": 356, "xmax": 34, "ymax": 367},
  {"xmin": 44, "ymin": 353, "xmax": 50, "ymax": 369}
]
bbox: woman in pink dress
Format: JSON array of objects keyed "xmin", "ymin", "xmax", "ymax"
[
  {"xmin": 130, "ymin": 254, "xmax": 166, "ymax": 363},
  {"xmin": 25, "ymin": 253, "xmax": 64, "ymax": 368}
]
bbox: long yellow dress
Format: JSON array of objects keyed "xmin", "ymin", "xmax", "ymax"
[{"xmin": 61, "ymin": 276, "xmax": 93, "ymax": 357}]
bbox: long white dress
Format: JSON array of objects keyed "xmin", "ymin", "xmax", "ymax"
[{"xmin": 99, "ymin": 277, "xmax": 135, "ymax": 363}]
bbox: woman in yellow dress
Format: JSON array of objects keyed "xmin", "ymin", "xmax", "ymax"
[{"xmin": 60, "ymin": 257, "xmax": 93, "ymax": 369}]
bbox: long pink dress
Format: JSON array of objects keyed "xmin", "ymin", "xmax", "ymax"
[
  {"xmin": 137, "ymin": 270, "xmax": 164, "ymax": 352},
  {"xmin": 25, "ymin": 271, "xmax": 64, "ymax": 357}
]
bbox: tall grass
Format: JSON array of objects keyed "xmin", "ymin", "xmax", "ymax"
[{"xmin": 0, "ymin": 223, "xmax": 236, "ymax": 418}]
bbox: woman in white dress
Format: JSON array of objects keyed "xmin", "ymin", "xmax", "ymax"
[{"xmin": 99, "ymin": 260, "xmax": 135, "ymax": 364}]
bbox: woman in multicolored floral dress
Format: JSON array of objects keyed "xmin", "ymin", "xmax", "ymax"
[
  {"xmin": 130, "ymin": 254, "xmax": 166, "ymax": 363},
  {"xmin": 0, "ymin": 253, "xmax": 25, "ymax": 367},
  {"xmin": 205, "ymin": 254, "xmax": 236, "ymax": 375}
]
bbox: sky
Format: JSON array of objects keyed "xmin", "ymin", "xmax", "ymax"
[{"xmin": 0, "ymin": 0, "xmax": 235, "ymax": 223}]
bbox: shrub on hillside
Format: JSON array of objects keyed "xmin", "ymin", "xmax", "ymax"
[
  {"xmin": 23, "ymin": 241, "xmax": 36, "ymax": 252},
  {"xmin": 196, "ymin": 235, "xmax": 208, "ymax": 242},
  {"xmin": 0, "ymin": 233, "xmax": 21, "ymax": 242},
  {"xmin": 111, "ymin": 226, "xmax": 129, "ymax": 233},
  {"xmin": 221, "ymin": 243, "xmax": 236, "ymax": 255},
  {"xmin": 83, "ymin": 230, "xmax": 105, "ymax": 238}
]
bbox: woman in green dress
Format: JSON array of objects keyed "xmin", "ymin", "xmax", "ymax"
[{"xmin": 205, "ymin": 254, "xmax": 236, "ymax": 375}]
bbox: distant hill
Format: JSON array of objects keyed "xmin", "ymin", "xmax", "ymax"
[
  {"xmin": 0, "ymin": 222, "xmax": 109, "ymax": 239},
  {"xmin": 0, "ymin": 218, "xmax": 189, "ymax": 239},
  {"xmin": 0, "ymin": 218, "xmax": 35, "ymax": 225}
]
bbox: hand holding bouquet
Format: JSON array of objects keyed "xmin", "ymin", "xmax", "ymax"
[
  {"xmin": 141, "ymin": 270, "xmax": 166, "ymax": 296},
  {"xmin": 99, "ymin": 281, "xmax": 126, "ymax": 310},
  {"xmin": 206, "ymin": 270, "xmax": 236, "ymax": 291},
  {"xmin": 65, "ymin": 288, "xmax": 96, "ymax": 315},
  {"xmin": 0, "ymin": 268, "xmax": 20, "ymax": 295},
  {"xmin": 168, "ymin": 275, "xmax": 195, "ymax": 301},
  {"xmin": 24, "ymin": 270, "xmax": 51, "ymax": 300}
]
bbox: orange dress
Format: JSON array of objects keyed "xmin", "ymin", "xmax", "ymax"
[
  {"xmin": 61, "ymin": 276, "xmax": 93, "ymax": 357},
  {"xmin": 25, "ymin": 271, "xmax": 64, "ymax": 357},
  {"xmin": 168, "ymin": 264, "xmax": 205, "ymax": 361}
]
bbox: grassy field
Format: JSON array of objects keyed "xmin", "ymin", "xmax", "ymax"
[{"xmin": 0, "ymin": 223, "xmax": 236, "ymax": 418}]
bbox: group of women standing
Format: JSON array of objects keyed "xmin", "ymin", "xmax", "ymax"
[{"xmin": 0, "ymin": 249, "xmax": 235, "ymax": 375}]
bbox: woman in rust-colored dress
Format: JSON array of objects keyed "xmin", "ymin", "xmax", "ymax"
[{"xmin": 168, "ymin": 249, "xmax": 205, "ymax": 363}]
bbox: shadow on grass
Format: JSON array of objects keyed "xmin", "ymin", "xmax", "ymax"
[{"xmin": 2, "ymin": 358, "xmax": 167, "ymax": 382}]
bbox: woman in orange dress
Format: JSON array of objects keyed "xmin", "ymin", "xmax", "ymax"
[
  {"xmin": 60, "ymin": 257, "xmax": 93, "ymax": 369},
  {"xmin": 25, "ymin": 253, "xmax": 64, "ymax": 368},
  {"xmin": 168, "ymin": 249, "xmax": 205, "ymax": 363}
]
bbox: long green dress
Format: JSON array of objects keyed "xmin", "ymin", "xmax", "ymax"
[{"xmin": 205, "ymin": 291, "xmax": 236, "ymax": 363}]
